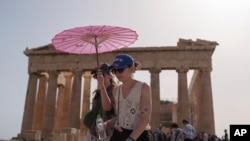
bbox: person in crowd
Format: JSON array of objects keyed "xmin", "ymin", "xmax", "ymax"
[
  {"xmin": 166, "ymin": 132, "xmax": 172, "ymax": 141},
  {"xmin": 182, "ymin": 119, "xmax": 196, "ymax": 141},
  {"xmin": 154, "ymin": 126, "xmax": 166, "ymax": 141},
  {"xmin": 84, "ymin": 63, "xmax": 117, "ymax": 141},
  {"xmin": 96, "ymin": 53, "xmax": 152, "ymax": 141},
  {"xmin": 213, "ymin": 135, "xmax": 221, "ymax": 141},
  {"xmin": 202, "ymin": 132, "xmax": 208, "ymax": 141},
  {"xmin": 194, "ymin": 132, "xmax": 202, "ymax": 141},
  {"xmin": 171, "ymin": 123, "xmax": 183, "ymax": 141},
  {"xmin": 222, "ymin": 129, "xmax": 228, "ymax": 141}
]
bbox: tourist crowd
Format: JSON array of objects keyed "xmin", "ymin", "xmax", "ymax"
[{"xmin": 148, "ymin": 121, "xmax": 228, "ymax": 141}]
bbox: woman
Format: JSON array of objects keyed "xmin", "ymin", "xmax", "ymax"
[
  {"xmin": 84, "ymin": 63, "xmax": 116, "ymax": 141},
  {"xmin": 97, "ymin": 54, "xmax": 152, "ymax": 141}
]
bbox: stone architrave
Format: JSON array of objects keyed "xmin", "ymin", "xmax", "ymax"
[
  {"xmin": 177, "ymin": 67, "xmax": 189, "ymax": 127},
  {"xmin": 69, "ymin": 70, "xmax": 83, "ymax": 129},
  {"xmin": 199, "ymin": 67, "xmax": 215, "ymax": 135},
  {"xmin": 149, "ymin": 68, "xmax": 161, "ymax": 131},
  {"xmin": 42, "ymin": 71, "xmax": 58, "ymax": 138},
  {"xmin": 33, "ymin": 73, "xmax": 48, "ymax": 131},
  {"xmin": 21, "ymin": 72, "xmax": 38, "ymax": 132}
]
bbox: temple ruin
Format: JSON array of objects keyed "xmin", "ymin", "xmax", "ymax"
[{"xmin": 18, "ymin": 38, "xmax": 218, "ymax": 141}]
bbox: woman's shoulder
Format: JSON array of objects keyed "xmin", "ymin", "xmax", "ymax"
[
  {"xmin": 139, "ymin": 81, "xmax": 150, "ymax": 90},
  {"xmin": 136, "ymin": 80, "xmax": 149, "ymax": 87},
  {"xmin": 112, "ymin": 85, "xmax": 121, "ymax": 95}
]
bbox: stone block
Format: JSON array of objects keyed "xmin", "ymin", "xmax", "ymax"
[
  {"xmin": 21, "ymin": 130, "xmax": 41, "ymax": 141},
  {"xmin": 61, "ymin": 128, "xmax": 78, "ymax": 134}
]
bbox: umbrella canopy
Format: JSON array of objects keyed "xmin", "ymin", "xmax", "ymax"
[{"xmin": 51, "ymin": 25, "xmax": 138, "ymax": 67}]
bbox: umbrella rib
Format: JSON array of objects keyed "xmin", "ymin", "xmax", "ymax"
[
  {"xmin": 54, "ymin": 38, "xmax": 92, "ymax": 53},
  {"xmin": 54, "ymin": 38, "xmax": 85, "ymax": 49},
  {"xmin": 108, "ymin": 37, "xmax": 137, "ymax": 44}
]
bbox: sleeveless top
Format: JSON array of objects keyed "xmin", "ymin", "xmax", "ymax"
[{"xmin": 115, "ymin": 81, "xmax": 150, "ymax": 130}]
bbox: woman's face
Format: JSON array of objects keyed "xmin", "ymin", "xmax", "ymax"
[
  {"xmin": 113, "ymin": 66, "xmax": 134, "ymax": 82},
  {"xmin": 103, "ymin": 73, "xmax": 112, "ymax": 85}
]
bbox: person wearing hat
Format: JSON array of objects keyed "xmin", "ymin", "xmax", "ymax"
[
  {"xmin": 182, "ymin": 119, "xmax": 196, "ymax": 141},
  {"xmin": 84, "ymin": 63, "xmax": 117, "ymax": 141},
  {"xmin": 96, "ymin": 54, "xmax": 152, "ymax": 141},
  {"xmin": 170, "ymin": 123, "xmax": 184, "ymax": 141}
]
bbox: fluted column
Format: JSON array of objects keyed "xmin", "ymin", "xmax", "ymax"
[
  {"xmin": 69, "ymin": 70, "xmax": 83, "ymax": 129},
  {"xmin": 176, "ymin": 67, "xmax": 189, "ymax": 127},
  {"xmin": 172, "ymin": 103, "xmax": 178, "ymax": 123},
  {"xmin": 33, "ymin": 73, "xmax": 48, "ymax": 130},
  {"xmin": 42, "ymin": 71, "xmax": 58, "ymax": 138},
  {"xmin": 149, "ymin": 68, "xmax": 161, "ymax": 131},
  {"xmin": 54, "ymin": 72, "xmax": 66, "ymax": 132},
  {"xmin": 61, "ymin": 72, "xmax": 73, "ymax": 128},
  {"xmin": 199, "ymin": 67, "xmax": 215, "ymax": 134},
  {"xmin": 81, "ymin": 71, "xmax": 92, "ymax": 130},
  {"xmin": 21, "ymin": 72, "xmax": 38, "ymax": 132}
]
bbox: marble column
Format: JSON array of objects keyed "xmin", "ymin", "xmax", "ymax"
[
  {"xmin": 149, "ymin": 68, "xmax": 161, "ymax": 131},
  {"xmin": 189, "ymin": 71, "xmax": 201, "ymax": 131},
  {"xmin": 33, "ymin": 73, "xmax": 48, "ymax": 131},
  {"xmin": 69, "ymin": 70, "xmax": 83, "ymax": 129},
  {"xmin": 199, "ymin": 67, "xmax": 215, "ymax": 134},
  {"xmin": 176, "ymin": 67, "xmax": 189, "ymax": 127},
  {"xmin": 61, "ymin": 72, "xmax": 72, "ymax": 128},
  {"xmin": 42, "ymin": 71, "xmax": 58, "ymax": 138},
  {"xmin": 81, "ymin": 71, "xmax": 92, "ymax": 130},
  {"xmin": 54, "ymin": 72, "xmax": 66, "ymax": 132},
  {"xmin": 21, "ymin": 72, "xmax": 38, "ymax": 132},
  {"xmin": 172, "ymin": 103, "xmax": 178, "ymax": 123}
]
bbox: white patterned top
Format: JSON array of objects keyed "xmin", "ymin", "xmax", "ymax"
[{"xmin": 115, "ymin": 81, "xmax": 149, "ymax": 130}]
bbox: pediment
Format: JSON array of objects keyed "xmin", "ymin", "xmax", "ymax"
[{"xmin": 24, "ymin": 44, "xmax": 66, "ymax": 56}]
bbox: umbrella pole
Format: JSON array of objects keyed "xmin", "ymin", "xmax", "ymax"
[
  {"xmin": 95, "ymin": 44, "xmax": 100, "ymax": 68},
  {"xmin": 94, "ymin": 36, "xmax": 100, "ymax": 68}
]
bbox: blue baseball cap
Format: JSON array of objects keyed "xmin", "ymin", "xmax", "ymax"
[{"xmin": 111, "ymin": 54, "xmax": 134, "ymax": 69}]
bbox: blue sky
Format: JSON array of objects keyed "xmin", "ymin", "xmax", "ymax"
[{"xmin": 1, "ymin": 0, "xmax": 250, "ymax": 139}]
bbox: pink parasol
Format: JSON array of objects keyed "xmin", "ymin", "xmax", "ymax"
[{"xmin": 51, "ymin": 25, "xmax": 138, "ymax": 67}]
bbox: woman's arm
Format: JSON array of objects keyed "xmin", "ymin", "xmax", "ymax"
[
  {"xmin": 99, "ymin": 87, "xmax": 113, "ymax": 111},
  {"xmin": 128, "ymin": 83, "xmax": 152, "ymax": 140},
  {"xmin": 97, "ymin": 70, "xmax": 115, "ymax": 111},
  {"xmin": 104, "ymin": 115, "xmax": 117, "ymax": 129}
]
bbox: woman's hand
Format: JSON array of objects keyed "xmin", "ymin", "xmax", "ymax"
[
  {"xmin": 96, "ymin": 69, "xmax": 105, "ymax": 90},
  {"xmin": 114, "ymin": 122, "xmax": 123, "ymax": 132}
]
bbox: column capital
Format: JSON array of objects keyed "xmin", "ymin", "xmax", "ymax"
[
  {"xmin": 28, "ymin": 71, "xmax": 39, "ymax": 76},
  {"xmin": 176, "ymin": 66, "xmax": 189, "ymax": 73},
  {"xmin": 72, "ymin": 70, "xmax": 83, "ymax": 76},
  {"xmin": 47, "ymin": 70, "xmax": 59, "ymax": 75},
  {"xmin": 39, "ymin": 72, "xmax": 49, "ymax": 79},
  {"xmin": 149, "ymin": 68, "xmax": 161, "ymax": 73},
  {"xmin": 199, "ymin": 67, "xmax": 212, "ymax": 72},
  {"xmin": 63, "ymin": 72, "xmax": 73, "ymax": 79},
  {"xmin": 57, "ymin": 72, "xmax": 66, "ymax": 87},
  {"xmin": 83, "ymin": 71, "xmax": 92, "ymax": 78}
]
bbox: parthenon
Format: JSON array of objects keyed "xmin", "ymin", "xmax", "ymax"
[{"xmin": 19, "ymin": 38, "xmax": 218, "ymax": 140}]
